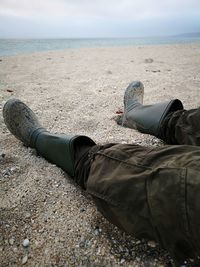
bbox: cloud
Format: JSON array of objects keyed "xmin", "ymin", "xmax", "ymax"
[
  {"xmin": 1, "ymin": 0, "xmax": 200, "ymax": 19},
  {"xmin": 0, "ymin": 0, "xmax": 200, "ymax": 38}
]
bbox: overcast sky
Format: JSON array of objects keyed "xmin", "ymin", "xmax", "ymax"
[{"xmin": 0, "ymin": 0, "xmax": 200, "ymax": 38}]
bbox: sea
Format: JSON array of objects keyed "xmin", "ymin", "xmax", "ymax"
[{"xmin": 0, "ymin": 36, "xmax": 200, "ymax": 57}]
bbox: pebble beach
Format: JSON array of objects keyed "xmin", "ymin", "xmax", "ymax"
[{"xmin": 1, "ymin": 43, "xmax": 200, "ymax": 266}]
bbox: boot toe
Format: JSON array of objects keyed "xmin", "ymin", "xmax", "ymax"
[
  {"xmin": 124, "ymin": 81, "xmax": 144, "ymax": 108},
  {"xmin": 3, "ymin": 99, "xmax": 42, "ymax": 146}
]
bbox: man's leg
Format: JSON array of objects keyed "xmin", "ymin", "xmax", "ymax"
[
  {"xmin": 85, "ymin": 143, "xmax": 200, "ymax": 264},
  {"xmin": 159, "ymin": 107, "xmax": 200, "ymax": 145},
  {"xmin": 3, "ymin": 99, "xmax": 96, "ymax": 178},
  {"xmin": 116, "ymin": 81, "xmax": 200, "ymax": 146},
  {"xmin": 3, "ymin": 99, "xmax": 200, "ymax": 264}
]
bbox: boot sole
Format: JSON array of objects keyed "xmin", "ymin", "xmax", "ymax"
[{"xmin": 124, "ymin": 81, "xmax": 144, "ymax": 109}]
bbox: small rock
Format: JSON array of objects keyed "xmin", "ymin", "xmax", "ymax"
[
  {"xmin": 22, "ymin": 255, "xmax": 28, "ymax": 264},
  {"xmin": 25, "ymin": 213, "xmax": 31, "ymax": 219},
  {"xmin": 145, "ymin": 58, "xmax": 154, "ymax": 63},
  {"xmin": 147, "ymin": 240, "xmax": 157, "ymax": 248},
  {"xmin": 80, "ymin": 208, "xmax": 86, "ymax": 212},
  {"xmin": 151, "ymin": 70, "xmax": 160, "ymax": 73},
  {"xmin": 10, "ymin": 166, "xmax": 17, "ymax": 173},
  {"xmin": 0, "ymin": 59, "xmax": 2, "ymax": 62},
  {"xmin": 1, "ymin": 153, "xmax": 5, "ymax": 158},
  {"xmin": 106, "ymin": 70, "xmax": 112, "ymax": 74},
  {"xmin": 85, "ymin": 240, "xmax": 91, "ymax": 247},
  {"xmin": 80, "ymin": 236, "xmax": 85, "ymax": 243},
  {"xmin": 9, "ymin": 237, "xmax": 15, "ymax": 245},
  {"xmin": 23, "ymin": 239, "xmax": 30, "ymax": 247},
  {"xmin": 59, "ymin": 237, "xmax": 65, "ymax": 242},
  {"xmin": 94, "ymin": 229, "xmax": 100, "ymax": 236},
  {"xmin": 120, "ymin": 258, "xmax": 126, "ymax": 264},
  {"xmin": 13, "ymin": 247, "xmax": 18, "ymax": 252},
  {"xmin": 2, "ymin": 169, "xmax": 11, "ymax": 176},
  {"xmin": 6, "ymin": 89, "xmax": 14, "ymax": 93}
]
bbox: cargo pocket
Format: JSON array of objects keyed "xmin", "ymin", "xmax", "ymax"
[
  {"xmin": 147, "ymin": 167, "xmax": 194, "ymax": 260},
  {"xmin": 86, "ymin": 152, "xmax": 158, "ymax": 241},
  {"xmin": 186, "ymin": 167, "xmax": 200, "ymax": 257}
]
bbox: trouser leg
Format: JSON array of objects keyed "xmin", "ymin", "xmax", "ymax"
[
  {"xmin": 83, "ymin": 143, "xmax": 200, "ymax": 264},
  {"xmin": 159, "ymin": 108, "xmax": 200, "ymax": 145},
  {"xmin": 32, "ymin": 130, "xmax": 200, "ymax": 263}
]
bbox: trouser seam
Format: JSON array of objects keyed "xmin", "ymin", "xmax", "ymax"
[
  {"xmin": 95, "ymin": 151, "xmax": 153, "ymax": 170},
  {"xmin": 86, "ymin": 189, "xmax": 118, "ymax": 206},
  {"xmin": 179, "ymin": 168, "xmax": 190, "ymax": 237}
]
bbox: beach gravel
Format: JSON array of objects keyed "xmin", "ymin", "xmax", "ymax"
[{"xmin": 1, "ymin": 43, "xmax": 200, "ymax": 266}]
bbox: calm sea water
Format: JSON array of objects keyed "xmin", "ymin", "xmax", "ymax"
[{"xmin": 0, "ymin": 36, "xmax": 200, "ymax": 56}]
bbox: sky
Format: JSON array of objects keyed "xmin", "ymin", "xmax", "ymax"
[{"xmin": 0, "ymin": 0, "xmax": 200, "ymax": 38}]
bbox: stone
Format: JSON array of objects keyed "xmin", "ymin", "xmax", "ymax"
[
  {"xmin": 145, "ymin": 58, "xmax": 154, "ymax": 63},
  {"xmin": 106, "ymin": 70, "xmax": 112, "ymax": 74},
  {"xmin": 22, "ymin": 255, "xmax": 28, "ymax": 264},
  {"xmin": 23, "ymin": 239, "xmax": 30, "ymax": 247},
  {"xmin": 147, "ymin": 240, "xmax": 157, "ymax": 248},
  {"xmin": 120, "ymin": 259, "xmax": 125, "ymax": 264},
  {"xmin": 9, "ymin": 237, "xmax": 15, "ymax": 245},
  {"xmin": 80, "ymin": 208, "xmax": 86, "ymax": 212},
  {"xmin": 25, "ymin": 213, "xmax": 31, "ymax": 219}
]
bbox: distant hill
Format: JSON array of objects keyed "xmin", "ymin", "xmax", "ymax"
[{"xmin": 175, "ymin": 32, "xmax": 200, "ymax": 38}]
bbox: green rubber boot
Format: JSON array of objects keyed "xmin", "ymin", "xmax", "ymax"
[
  {"xmin": 34, "ymin": 132, "xmax": 95, "ymax": 177},
  {"xmin": 117, "ymin": 81, "xmax": 184, "ymax": 138},
  {"xmin": 3, "ymin": 99, "xmax": 95, "ymax": 177}
]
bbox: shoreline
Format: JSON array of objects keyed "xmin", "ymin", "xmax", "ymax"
[{"xmin": 1, "ymin": 38, "xmax": 200, "ymax": 57}]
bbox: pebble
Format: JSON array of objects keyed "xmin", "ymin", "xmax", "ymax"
[
  {"xmin": 9, "ymin": 237, "xmax": 15, "ymax": 245},
  {"xmin": 13, "ymin": 247, "xmax": 18, "ymax": 252},
  {"xmin": 80, "ymin": 208, "xmax": 86, "ymax": 212},
  {"xmin": 107, "ymin": 70, "xmax": 112, "ymax": 74},
  {"xmin": 145, "ymin": 58, "xmax": 154, "ymax": 63},
  {"xmin": 2, "ymin": 169, "xmax": 11, "ymax": 177},
  {"xmin": 147, "ymin": 240, "xmax": 157, "ymax": 248},
  {"xmin": 22, "ymin": 255, "xmax": 28, "ymax": 264},
  {"xmin": 23, "ymin": 239, "xmax": 30, "ymax": 247},
  {"xmin": 120, "ymin": 258, "xmax": 126, "ymax": 264},
  {"xmin": 10, "ymin": 167, "xmax": 16, "ymax": 172},
  {"xmin": 151, "ymin": 70, "xmax": 160, "ymax": 73},
  {"xmin": 94, "ymin": 229, "xmax": 100, "ymax": 236},
  {"xmin": 25, "ymin": 213, "xmax": 31, "ymax": 219}
]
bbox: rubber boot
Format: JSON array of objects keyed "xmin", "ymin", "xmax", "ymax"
[
  {"xmin": 118, "ymin": 81, "xmax": 184, "ymax": 138},
  {"xmin": 34, "ymin": 132, "xmax": 95, "ymax": 177},
  {"xmin": 3, "ymin": 99, "xmax": 96, "ymax": 178}
]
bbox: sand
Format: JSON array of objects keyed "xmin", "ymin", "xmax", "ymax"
[{"xmin": 1, "ymin": 43, "xmax": 200, "ymax": 266}]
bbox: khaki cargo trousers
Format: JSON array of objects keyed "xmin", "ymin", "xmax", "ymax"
[{"xmin": 74, "ymin": 108, "xmax": 200, "ymax": 262}]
